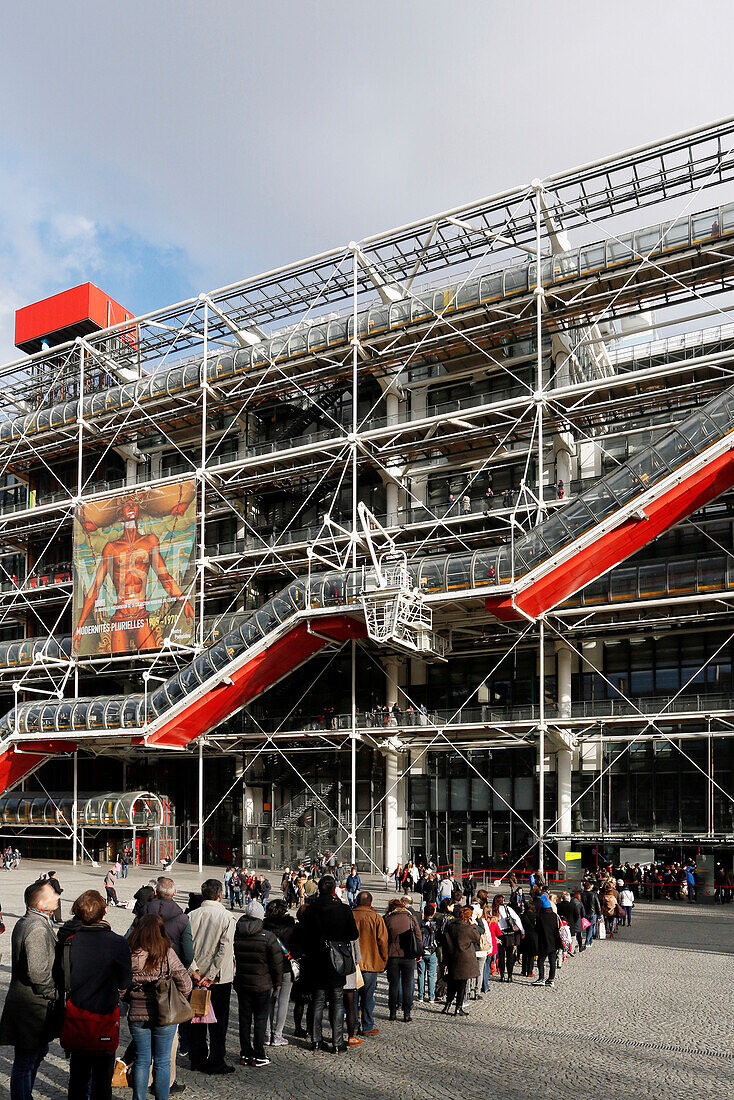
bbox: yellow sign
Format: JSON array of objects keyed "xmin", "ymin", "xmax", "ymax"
[{"xmin": 565, "ymin": 851, "xmax": 582, "ymax": 861}]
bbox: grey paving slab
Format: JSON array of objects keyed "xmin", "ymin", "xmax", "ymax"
[{"xmin": 0, "ymin": 860, "xmax": 732, "ymax": 1100}]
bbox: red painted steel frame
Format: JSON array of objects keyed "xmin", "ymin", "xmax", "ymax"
[{"xmin": 485, "ymin": 449, "xmax": 734, "ymax": 621}]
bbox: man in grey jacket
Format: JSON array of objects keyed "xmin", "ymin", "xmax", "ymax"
[
  {"xmin": 0, "ymin": 879, "xmax": 60, "ymax": 1100},
  {"xmin": 188, "ymin": 879, "xmax": 236, "ymax": 1075}
]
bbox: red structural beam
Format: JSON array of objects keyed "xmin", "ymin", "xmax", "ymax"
[
  {"xmin": 486, "ymin": 448, "xmax": 734, "ymax": 621},
  {"xmin": 146, "ymin": 615, "xmax": 366, "ymax": 749}
]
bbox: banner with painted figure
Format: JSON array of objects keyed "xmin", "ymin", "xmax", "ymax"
[{"xmin": 73, "ymin": 480, "xmax": 197, "ymax": 657}]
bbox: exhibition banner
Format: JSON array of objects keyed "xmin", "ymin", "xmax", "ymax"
[{"xmin": 73, "ymin": 480, "xmax": 197, "ymax": 657}]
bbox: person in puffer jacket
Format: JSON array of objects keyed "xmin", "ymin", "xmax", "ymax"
[{"xmin": 233, "ymin": 901, "xmax": 284, "ymax": 1068}]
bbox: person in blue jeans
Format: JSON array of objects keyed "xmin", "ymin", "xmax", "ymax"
[
  {"xmin": 345, "ymin": 865, "xmax": 361, "ymax": 908},
  {"xmin": 416, "ymin": 903, "xmax": 439, "ymax": 1002},
  {"xmin": 127, "ymin": 915, "xmax": 192, "ymax": 1100}
]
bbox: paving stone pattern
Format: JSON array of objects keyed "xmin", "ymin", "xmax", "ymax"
[{"xmin": 1, "ymin": 861, "xmax": 732, "ymax": 1099}]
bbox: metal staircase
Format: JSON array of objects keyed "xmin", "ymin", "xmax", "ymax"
[{"xmin": 273, "ymin": 781, "xmax": 334, "ymax": 831}]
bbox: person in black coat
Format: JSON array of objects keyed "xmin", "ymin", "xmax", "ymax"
[
  {"xmin": 519, "ymin": 902, "xmax": 538, "ymax": 977},
  {"xmin": 233, "ymin": 900, "xmax": 284, "ymax": 1066},
  {"xmin": 533, "ymin": 896, "xmax": 562, "ymax": 988},
  {"xmin": 263, "ymin": 900, "xmax": 296, "ymax": 1046},
  {"xmin": 293, "ymin": 875, "xmax": 358, "ymax": 1053},
  {"xmin": 55, "ymin": 889, "xmax": 132, "ymax": 1100},
  {"xmin": 569, "ymin": 891, "xmax": 586, "ymax": 952}
]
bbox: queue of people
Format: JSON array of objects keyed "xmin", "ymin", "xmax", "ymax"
[{"xmin": 0, "ymin": 861, "xmax": 669, "ymax": 1099}]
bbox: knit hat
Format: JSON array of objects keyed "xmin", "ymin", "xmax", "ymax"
[{"xmin": 245, "ymin": 900, "xmax": 265, "ymax": 919}]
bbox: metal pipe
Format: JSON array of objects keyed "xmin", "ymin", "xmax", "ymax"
[
  {"xmin": 72, "ymin": 750, "xmax": 78, "ymax": 867},
  {"xmin": 538, "ymin": 616, "xmax": 545, "ymax": 875},
  {"xmin": 198, "ymin": 737, "xmax": 204, "ymax": 873}
]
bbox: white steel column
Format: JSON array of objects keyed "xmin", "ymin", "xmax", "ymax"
[
  {"xmin": 350, "ymin": 248, "xmax": 359, "ymax": 867},
  {"xmin": 351, "ymin": 639, "xmax": 357, "ymax": 865},
  {"xmin": 198, "ymin": 737, "xmax": 204, "ymax": 873},
  {"xmin": 72, "ymin": 750, "xmax": 78, "ymax": 866},
  {"xmin": 384, "ymin": 747, "xmax": 400, "ymax": 874},
  {"xmin": 383, "ymin": 656, "xmax": 406, "ymax": 872},
  {"xmin": 533, "ymin": 180, "xmax": 546, "ymax": 521},
  {"xmin": 556, "ymin": 640, "xmax": 573, "ymax": 866},
  {"xmin": 198, "ymin": 300, "xmax": 208, "ymax": 646},
  {"xmin": 538, "ymin": 618, "xmax": 545, "ymax": 874}
]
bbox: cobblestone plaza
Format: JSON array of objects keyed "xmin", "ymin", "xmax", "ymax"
[{"xmin": 1, "ymin": 862, "xmax": 732, "ymax": 1100}]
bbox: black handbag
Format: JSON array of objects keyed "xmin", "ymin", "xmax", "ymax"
[{"xmin": 325, "ymin": 940, "xmax": 356, "ymax": 977}]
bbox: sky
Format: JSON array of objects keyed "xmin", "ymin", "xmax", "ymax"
[{"xmin": 1, "ymin": 0, "xmax": 733, "ymax": 361}]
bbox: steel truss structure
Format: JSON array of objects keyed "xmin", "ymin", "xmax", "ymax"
[{"xmin": 0, "ymin": 117, "xmax": 734, "ymax": 874}]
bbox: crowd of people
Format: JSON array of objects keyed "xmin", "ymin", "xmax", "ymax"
[
  {"xmin": 0, "ymin": 859, "xmax": 651, "ymax": 1100},
  {"xmin": 1, "ymin": 845, "xmax": 21, "ymax": 870}
]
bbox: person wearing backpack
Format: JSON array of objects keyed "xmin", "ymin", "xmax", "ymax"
[
  {"xmin": 383, "ymin": 897, "xmax": 422, "ymax": 1022},
  {"xmin": 55, "ymin": 890, "xmax": 132, "ymax": 1100},
  {"xmin": 416, "ymin": 902, "xmax": 439, "ymax": 1003}
]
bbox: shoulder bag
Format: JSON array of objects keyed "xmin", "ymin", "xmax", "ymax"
[
  {"xmin": 154, "ymin": 958, "xmax": 194, "ymax": 1026},
  {"xmin": 60, "ymin": 937, "xmax": 120, "ymax": 1053},
  {"xmin": 325, "ymin": 939, "xmax": 356, "ymax": 977},
  {"xmin": 276, "ymin": 936, "xmax": 301, "ymax": 982}
]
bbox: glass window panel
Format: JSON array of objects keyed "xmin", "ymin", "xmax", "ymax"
[
  {"xmin": 535, "ymin": 514, "xmax": 574, "ymax": 556},
  {"xmin": 581, "ymin": 575, "xmax": 608, "ymax": 604},
  {"xmin": 720, "ymin": 203, "xmax": 734, "ymax": 234},
  {"xmin": 553, "ymin": 251, "xmax": 578, "ymax": 280},
  {"xmin": 492, "ymin": 776, "xmax": 513, "ymax": 812},
  {"xmin": 603, "ymin": 464, "xmax": 645, "ymax": 505},
  {"xmin": 579, "ymin": 480, "xmax": 620, "ymax": 522},
  {"xmin": 607, "ymin": 235, "xmax": 633, "ymax": 264},
  {"xmin": 668, "ymin": 560, "xmax": 695, "ymax": 593},
  {"xmin": 634, "ymin": 226, "xmax": 664, "ymax": 255},
  {"xmin": 321, "ymin": 573, "xmax": 345, "ymax": 605},
  {"xmin": 479, "ymin": 272, "xmax": 504, "ymax": 302},
  {"xmin": 676, "ymin": 412, "xmax": 721, "ymax": 452},
  {"xmin": 704, "ymin": 389, "xmax": 734, "ymax": 432},
  {"xmin": 653, "ymin": 430, "xmax": 696, "ymax": 471},
  {"xmin": 691, "ymin": 208, "xmax": 718, "ymax": 242},
  {"xmin": 504, "ymin": 267, "xmax": 526, "ymax": 294},
  {"xmin": 660, "ymin": 217, "xmax": 690, "ymax": 251},
  {"xmin": 496, "ymin": 548, "xmax": 513, "ymax": 583},
  {"xmin": 639, "ymin": 563, "xmax": 666, "ymax": 597},
  {"xmin": 579, "ymin": 244, "xmax": 605, "ymax": 273},
  {"xmin": 450, "ymin": 778, "xmax": 469, "ymax": 811},
  {"xmin": 513, "ymin": 531, "xmax": 549, "ymax": 575},
  {"xmin": 556, "ymin": 498, "xmax": 597, "ymax": 537},
  {"xmin": 610, "ymin": 568, "xmax": 637, "ymax": 601},
  {"xmin": 627, "ymin": 447, "xmax": 670, "ymax": 487},
  {"xmin": 419, "ymin": 557, "xmax": 447, "ymax": 593},
  {"xmin": 698, "ymin": 556, "xmax": 726, "ymax": 591},
  {"xmin": 470, "ymin": 777, "xmax": 491, "ymax": 811},
  {"xmin": 164, "ymin": 676, "xmax": 186, "ymax": 706},
  {"xmin": 472, "ymin": 551, "xmax": 499, "ymax": 586},
  {"xmin": 445, "ymin": 554, "xmax": 472, "ymax": 589}
]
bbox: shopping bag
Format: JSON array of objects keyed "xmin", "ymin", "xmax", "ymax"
[
  {"xmin": 190, "ymin": 987, "xmax": 211, "ymax": 1018},
  {"xmin": 111, "ymin": 1059, "xmax": 130, "ymax": 1088},
  {"xmin": 598, "ymin": 919, "xmax": 606, "ymax": 940}
]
